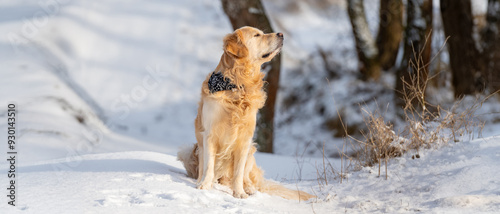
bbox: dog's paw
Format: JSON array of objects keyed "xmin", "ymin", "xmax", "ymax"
[
  {"xmin": 233, "ymin": 191, "xmax": 249, "ymax": 199},
  {"xmin": 244, "ymin": 185, "xmax": 257, "ymax": 195},
  {"xmin": 197, "ymin": 182, "xmax": 213, "ymax": 190}
]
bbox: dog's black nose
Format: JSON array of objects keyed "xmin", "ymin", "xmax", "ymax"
[{"xmin": 277, "ymin": 32, "xmax": 283, "ymax": 38}]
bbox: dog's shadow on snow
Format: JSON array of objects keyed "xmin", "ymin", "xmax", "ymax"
[{"xmin": 16, "ymin": 155, "xmax": 196, "ymax": 187}]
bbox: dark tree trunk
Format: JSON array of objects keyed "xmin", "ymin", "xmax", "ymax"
[
  {"xmin": 482, "ymin": 0, "xmax": 500, "ymax": 92},
  {"xmin": 395, "ymin": 0, "xmax": 433, "ymax": 111},
  {"xmin": 376, "ymin": 0, "xmax": 403, "ymax": 70},
  {"xmin": 221, "ymin": 0, "xmax": 279, "ymax": 153},
  {"xmin": 347, "ymin": 0, "xmax": 381, "ymax": 80},
  {"xmin": 440, "ymin": 0, "xmax": 482, "ymax": 97}
]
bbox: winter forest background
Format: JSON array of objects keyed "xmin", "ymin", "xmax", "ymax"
[{"xmin": 1, "ymin": 0, "xmax": 500, "ymax": 213}]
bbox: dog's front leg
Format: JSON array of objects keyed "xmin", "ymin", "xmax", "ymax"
[
  {"xmin": 243, "ymin": 146, "xmax": 257, "ymax": 195},
  {"xmin": 196, "ymin": 144, "xmax": 204, "ymax": 183},
  {"xmin": 233, "ymin": 141, "xmax": 251, "ymax": 198},
  {"xmin": 198, "ymin": 132, "xmax": 215, "ymax": 190}
]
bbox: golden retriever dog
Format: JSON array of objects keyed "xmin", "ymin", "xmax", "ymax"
[{"xmin": 178, "ymin": 26, "xmax": 315, "ymax": 201}]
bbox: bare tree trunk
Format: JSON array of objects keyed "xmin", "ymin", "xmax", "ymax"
[
  {"xmin": 376, "ymin": 0, "xmax": 403, "ymax": 70},
  {"xmin": 440, "ymin": 0, "xmax": 482, "ymax": 97},
  {"xmin": 221, "ymin": 0, "xmax": 278, "ymax": 153},
  {"xmin": 347, "ymin": 0, "xmax": 381, "ymax": 80},
  {"xmin": 395, "ymin": 0, "xmax": 433, "ymax": 111},
  {"xmin": 482, "ymin": 0, "xmax": 500, "ymax": 92}
]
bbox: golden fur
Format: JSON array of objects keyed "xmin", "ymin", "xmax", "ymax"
[{"xmin": 178, "ymin": 26, "xmax": 315, "ymax": 201}]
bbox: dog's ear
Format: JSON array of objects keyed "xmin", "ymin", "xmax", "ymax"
[{"xmin": 223, "ymin": 32, "xmax": 248, "ymax": 59}]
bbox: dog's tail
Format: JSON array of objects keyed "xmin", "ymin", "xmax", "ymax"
[
  {"xmin": 257, "ymin": 179, "xmax": 316, "ymax": 201},
  {"xmin": 177, "ymin": 144, "xmax": 199, "ymax": 179}
]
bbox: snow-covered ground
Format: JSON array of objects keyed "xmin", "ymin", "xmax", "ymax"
[
  {"xmin": 1, "ymin": 0, "xmax": 499, "ymax": 213},
  {"xmin": 2, "ymin": 135, "xmax": 500, "ymax": 213}
]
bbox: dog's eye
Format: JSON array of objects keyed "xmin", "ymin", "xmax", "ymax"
[
  {"xmin": 262, "ymin": 53, "xmax": 270, "ymax": 58},
  {"xmin": 254, "ymin": 34, "xmax": 260, "ymax": 37}
]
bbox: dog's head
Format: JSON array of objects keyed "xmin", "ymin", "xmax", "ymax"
[{"xmin": 223, "ymin": 26, "xmax": 283, "ymax": 64}]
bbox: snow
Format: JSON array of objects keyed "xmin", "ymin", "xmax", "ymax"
[
  {"xmin": 0, "ymin": 152, "xmax": 317, "ymax": 213},
  {"xmin": 331, "ymin": 135, "xmax": 500, "ymax": 213},
  {"xmin": 1, "ymin": 0, "xmax": 500, "ymax": 213},
  {"xmin": 2, "ymin": 134, "xmax": 500, "ymax": 213}
]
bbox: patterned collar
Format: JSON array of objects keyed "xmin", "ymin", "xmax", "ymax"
[{"xmin": 208, "ymin": 72, "xmax": 237, "ymax": 93}]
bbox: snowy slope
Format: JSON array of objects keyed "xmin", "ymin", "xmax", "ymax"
[
  {"xmin": 0, "ymin": 152, "xmax": 321, "ymax": 213},
  {"xmin": 328, "ymin": 135, "xmax": 500, "ymax": 213},
  {"xmin": 0, "ymin": 0, "xmax": 235, "ymax": 162},
  {"xmin": 1, "ymin": 135, "xmax": 500, "ymax": 213}
]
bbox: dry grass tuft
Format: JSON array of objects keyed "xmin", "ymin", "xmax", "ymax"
[
  {"xmin": 349, "ymin": 40, "xmax": 494, "ymax": 180},
  {"xmin": 316, "ymin": 38, "xmax": 496, "ymax": 186}
]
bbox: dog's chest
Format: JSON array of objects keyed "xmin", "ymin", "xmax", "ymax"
[{"xmin": 201, "ymin": 99, "xmax": 224, "ymax": 130}]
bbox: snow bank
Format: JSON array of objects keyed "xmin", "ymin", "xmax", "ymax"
[{"xmin": 1, "ymin": 135, "xmax": 499, "ymax": 213}]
